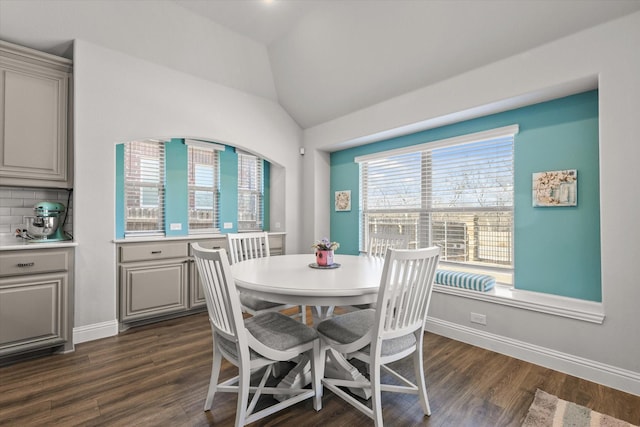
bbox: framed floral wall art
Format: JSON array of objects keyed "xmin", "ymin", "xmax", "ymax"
[
  {"xmin": 532, "ymin": 169, "xmax": 577, "ymax": 207},
  {"xmin": 335, "ymin": 190, "xmax": 351, "ymax": 211}
]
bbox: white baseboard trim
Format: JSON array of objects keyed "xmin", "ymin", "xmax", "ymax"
[
  {"xmin": 425, "ymin": 316, "xmax": 640, "ymax": 397},
  {"xmin": 73, "ymin": 320, "xmax": 119, "ymax": 344}
]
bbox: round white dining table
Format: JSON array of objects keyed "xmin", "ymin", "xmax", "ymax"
[
  {"xmin": 230, "ymin": 253, "xmax": 384, "ymax": 400},
  {"xmin": 230, "ymin": 253, "xmax": 385, "ymax": 307}
]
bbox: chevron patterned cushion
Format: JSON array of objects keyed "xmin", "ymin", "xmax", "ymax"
[{"xmin": 435, "ymin": 270, "xmax": 496, "ymax": 292}]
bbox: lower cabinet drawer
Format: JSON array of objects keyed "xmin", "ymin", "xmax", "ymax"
[
  {"xmin": 0, "ymin": 250, "xmax": 69, "ymax": 277},
  {"xmin": 119, "ymin": 242, "xmax": 188, "ymax": 263},
  {"xmin": 188, "ymin": 238, "xmax": 227, "ymax": 255},
  {"xmin": 120, "ymin": 261, "xmax": 189, "ymax": 322}
]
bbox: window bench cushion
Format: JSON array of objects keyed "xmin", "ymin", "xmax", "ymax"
[{"xmin": 435, "ymin": 270, "xmax": 496, "ymax": 292}]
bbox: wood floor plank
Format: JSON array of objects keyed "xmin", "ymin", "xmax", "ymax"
[{"xmin": 1, "ymin": 312, "xmax": 639, "ymax": 426}]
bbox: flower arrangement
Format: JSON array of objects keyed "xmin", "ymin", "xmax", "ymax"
[{"xmin": 312, "ymin": 237, "xmax": 340, "ymax": 251}]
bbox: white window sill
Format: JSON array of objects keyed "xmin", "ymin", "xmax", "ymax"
[{"xmin": 433, "ymin": 283, "xmax": 605, "ymax": 324}]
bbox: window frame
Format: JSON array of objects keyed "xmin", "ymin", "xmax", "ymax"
[
  {"xmin": 123, "ymin": 140, "xmax": 166, "ymax": 236},
  {"xmin": 237, "ymin": 151, "xmax": 264, "ymax": 231},
  {"xmin": 357, "ymin": 125, "xmax": 518, "ymax": 282},
  {"xmin": 186, "ymin": 140, "xmax": 223, "ymax": 234}
]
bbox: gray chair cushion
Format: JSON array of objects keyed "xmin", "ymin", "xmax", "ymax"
[
  {"xmin": 217, "ymin": 311, "xmax": 318, "ymax": 360},
  {"xmin": 318, "ymin": 309, "xmax": 376, "ymax": 343},
  {"xmin": 246, "ymin": 311, "xmax": 318, "ymax": 350},
  {"xmin": 318, "ymin": 309, "xmax": 416, "ymax": 356},
  {"xmin": 239, "ymin": 292, "xmax": 285, "ymax": 311}
]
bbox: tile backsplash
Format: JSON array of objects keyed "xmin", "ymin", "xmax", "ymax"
[{"xmin": 0, "ymin": 186, "xmax": 73, "ymax": 236}]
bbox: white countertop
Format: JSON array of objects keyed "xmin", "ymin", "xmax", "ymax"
[
  {"xmin": 113, "ymin": 231, "xmax": 285, "ymax": 244},
  {"xmin": 0, "ymin": 233, "xmax": 78, "ymax": 251},
  {"xmin": 1, "ymin": 231, "xmax": 286, "ymax": 250}
]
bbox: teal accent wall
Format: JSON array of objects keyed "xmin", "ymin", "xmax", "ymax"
[
  {"xmin": 115, "ymin": 144, "xmax": 125, "ymax": 239},
  {"xmin": 263, "ymin": 161, "xmax": 270, "ymax": 231},
  {"xmin": 514, "ymin": 93, "xmax": 600, "ymax": 300},
  {"xmin": 164, "ymin": 139, "xmax": 189, "ymax": 236},
  {"xmin": 219, "ymin": 147, "xmax": 239, "ymax": 233},
  {"xmin": 330, "ymin": 90, "xmax": 601, "ymax": 301},
  {"xmin": 115, "ymin": 141, "xmax": 270, "ymax": 237}
]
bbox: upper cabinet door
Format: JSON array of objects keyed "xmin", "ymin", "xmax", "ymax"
[{"xmin": 0, "ymin": 41, "xmax": 72, "ymax": 188}]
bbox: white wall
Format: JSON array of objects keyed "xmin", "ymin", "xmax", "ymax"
[
  {"xmin": 72, "ymin": 39, "xmax": 302, "ymax": 332},
  {"xmin": 303, "ymin": 12, "xmax": 640, "ymax": 394}
]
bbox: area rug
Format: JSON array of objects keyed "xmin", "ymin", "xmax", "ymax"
[{"xmin": 522, "ymin": 389, "xmax": 638, "ymax": 427}]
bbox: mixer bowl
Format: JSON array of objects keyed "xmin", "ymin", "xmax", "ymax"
[{"xmin": 25, "ymin": 216, "xmax": 60, "ymax": 239}]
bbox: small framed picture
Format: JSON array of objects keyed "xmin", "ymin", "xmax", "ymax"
[
  {"xmin": 532, "ymin": 169, "xmax": 577, "ymax": 207},
  {"xmin": 335, "ymin": 190, "xmax": 351, "ymax": 211}
]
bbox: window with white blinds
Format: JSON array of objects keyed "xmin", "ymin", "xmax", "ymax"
[
  {"xmin": 188, "ymin": 143, "xmax": 220, "ymax": 233},
  {"xmin": 358, "ymin": 125, "xmax": 518, "ymax": 274},
  {"xmin": 237, "ymin": 152, "xmax": 264, "ymax": 231},
  {"xmin": 124, "ymin": 140, "xmax": 165, "ymax": 235}
]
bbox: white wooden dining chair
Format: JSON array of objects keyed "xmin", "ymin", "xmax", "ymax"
[
  {"xmin": 227, "ymin": 232, "xmax": 306, "ymax": 324},
  {"xmin": 347, "ymin": 234, "xmax": 411, "ymax": 311},
  {"xmin": 367, "ymin": 234, "xmax": 409, "ymax": 257},
  {"xmin": 191, "ymin": 244, "xmax": 323, "ymax": 426},
  {"xmin": 316, "ymin": 247, "xmax": 440, "ymax": 426}
]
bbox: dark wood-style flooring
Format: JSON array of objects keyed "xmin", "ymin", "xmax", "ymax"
[{"xmin": 1, "ymin": 311, "xmax": 639, "ymax": 426}]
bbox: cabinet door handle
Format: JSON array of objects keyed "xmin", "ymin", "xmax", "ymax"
[
  {"xmin": 151, "ymin": 250, "xmax": 162, "ymax": 254},
  {"xmin": 17, "ymin": 262, "xmax": 35, "ymax": 267}
]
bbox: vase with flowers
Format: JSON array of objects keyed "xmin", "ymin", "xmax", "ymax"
[{"xmin": 312, "ymin": 238, "xmax": 340, "ymax": 266}]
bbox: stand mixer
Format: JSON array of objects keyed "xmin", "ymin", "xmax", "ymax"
[{"xmin": 23, "ymin": 201, "xmax": 70, "ymax": 242}]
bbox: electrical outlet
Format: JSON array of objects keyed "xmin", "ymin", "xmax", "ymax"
[
  {"xmin": 275, "ymin": 222, "xmax": 281, "ymax": 229},
  {"xmin": 470, "ymin": 312, "xmax": 487, "ymax": 325},
  {"xmin": 170, "ymin": 223, "xmax": 182, "ymax": 231},
  {"xmin": 223, "ymin": 222, "xmax": 233, "ymax": 229}
]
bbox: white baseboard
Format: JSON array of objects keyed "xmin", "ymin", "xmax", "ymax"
[
  {"xmin": 73, "ymin": 319, "xmax": 119, "ymax": 344},
  {"xmin": 425, "ymin": 316, "xmax": 640, "ymax": 397}
]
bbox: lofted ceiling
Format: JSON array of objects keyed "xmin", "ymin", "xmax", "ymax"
[
  {"xmin": 173, "ymin": 0, "xmax": 640, "ymax": 129},
  {"xmin": 2, "ymin": 1, "xmax": 640, "ymax": 130}
]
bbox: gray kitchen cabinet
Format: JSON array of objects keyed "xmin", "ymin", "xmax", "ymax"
[
  {"xmin": 0, "ymin": 40, "xmax": 73, "ymax": 188},
  {"xmin": 187, "ymin": 237, "xmax": 228, "ymax": 309},
  {"xmin": 189, "ymin": 262, "xmax": 207, "ymax": 308},
  {"xmin": 117, "ymin": 233, "xmax": 285, "ymax": 329},
  {"xmin": 118, "ymin": 241, "xmax": 190, "ymax": 328},
  {"xmin": 0, "ymin": 247, "xmax": 74, "ymax": 359},
  {"xmin": 120, "ymin": 259, "xmax": 189, "ymax": 321}
]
